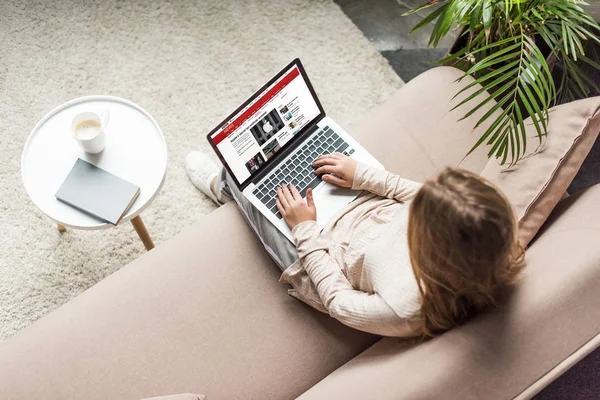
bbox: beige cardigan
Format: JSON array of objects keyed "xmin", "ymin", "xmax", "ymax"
[{"xmin": 280, "ymin": 162, "xmax": 423, "ymax": 337}]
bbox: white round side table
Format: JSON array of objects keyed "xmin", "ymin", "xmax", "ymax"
[{"xmin": 21, "ymin": 95, "xmax": 167, "ymax": 250}]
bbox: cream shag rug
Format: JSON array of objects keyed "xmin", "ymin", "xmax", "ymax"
[{"xmin": 0, "ymin": 0, "xmax": 403, "ymax": 341}]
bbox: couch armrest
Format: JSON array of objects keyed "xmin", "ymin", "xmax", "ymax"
[
  {"xmin": 0, "ymin": 203, "xmax": 377, "ymax": 400},
  {"xmin": 299, "ymin": 184, "xmax": 600, "ymax": 400}
]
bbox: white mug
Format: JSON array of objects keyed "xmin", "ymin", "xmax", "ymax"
[{"xmin": 71, "ymin": 111, "xmax": 110, "ymax": 154}]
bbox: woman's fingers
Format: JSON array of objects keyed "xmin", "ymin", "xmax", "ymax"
[
  {"xmin": 276, "ymin": 186, "xmax": 289, "ymax": 209},
  {"xmin": 322, "ymin": 174, "xmax": 347, "ymax": 187},
  {"xmin": 289, "ymin": 184, "xmax": 301, "ymax": 200},
  {"xmin": 314, "ymin": 152, "xmax": 345, "ymax": 164},
  {"xmin": 315, "ymin": 152, "xmax": 343, "ymax": 161},
  {"xmin": 306, "ymin": 188, "xmax": 315, "ymax": 209},
  {"xmin": 280, "ymin": 184, "xmax": 295, "ymax": 203},
  {"xmin": 315, "ymin": 165, "xmax": 340, "ymax": 176},
  {"xmin": 276, "ymin": 198, "xmax": 287, "ymax": 216},
  {"xmin": 312, "ymin": 157, "xmax": 337, "ymax": 168}
]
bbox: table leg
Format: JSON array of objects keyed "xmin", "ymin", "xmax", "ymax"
[
  {"xmin": 131, "ymin": 215, "xmax": 155, "ymax": 251},
  {"xmin": 57, "ymin": 224, "xmax": 67, "ymax": 232}
]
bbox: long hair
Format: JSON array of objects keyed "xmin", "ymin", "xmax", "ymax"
[{"xmin": 407, "ymin": 168, "xmax": 524, "ymax": 337}]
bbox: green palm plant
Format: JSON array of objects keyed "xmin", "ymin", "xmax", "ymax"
[{"xmin": 406, "ymin": 0, "xmax": 600, "ymax": 167}]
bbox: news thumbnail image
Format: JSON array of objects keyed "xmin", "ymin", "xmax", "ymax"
[
  {"xmin": 245, "ymin": 153, "xmax": 266, "ymax": 173},
  {"xmin": 262, "ymin": 139, "xmax": 281, "ymax": 161},
  {"xmin": 250, "ymin": 109, "xmax": 285, "ymax": 146}
]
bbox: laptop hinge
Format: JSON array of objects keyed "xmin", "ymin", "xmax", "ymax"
[{"xmin": 249, "ymin": 120, "xmax": 323, "ymax": 188}]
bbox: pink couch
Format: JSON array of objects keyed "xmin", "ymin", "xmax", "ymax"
[{"xmin": 1, "ymin": 67, "xmax": 600, "ymax": 399}]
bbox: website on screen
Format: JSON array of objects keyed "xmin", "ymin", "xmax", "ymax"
[{"xmin": 210, "ymin": 66, "xmax": 320, "ymax": 184}]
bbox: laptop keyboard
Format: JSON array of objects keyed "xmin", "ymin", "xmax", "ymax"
[{"xmin": 252, "ymin": 126, "xmax": 355, "ymax": 219}]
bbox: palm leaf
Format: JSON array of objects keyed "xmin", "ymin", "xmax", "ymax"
[
  {"xmin": 463, "ymin": 41, "xmax": 522, "ymax": 75},
  {"xmin": 518, "ymin": 84, "xmax": 547, "ymax": 144},
  {"xmin": 404, "ymin": 0, "xmax": 600, "ymax": 166},
  {"xmin": 464, "ymin": 109, "xmax": 510, "ymax": 157},
  {"xmin": 489, "ymin": 123, "xmax": 511, "ymax": 157},
  {"xmin": 407, "ymin": 3, "xmax": 449, "ymax": 35},
  {"xmin": 509, "ymin": 118, "xmax": 518, "ymax": 166},
  {"xmin": 453, "ymin": 59, "xmax": 520, "ymax": 102},
  {"xmin": 459, "ymin": 33, "xmax": 554, "ymax": 164},
  {"xmin": 430, "ymin": 3, "xmax": 456, "ymax": 47},
  {"xmin": 470, "ymin": 1, "xmax": 483, "ymax": 32},
  {"xmin": 455, "ymin": 78, "xmax": 516, "ymax": 121},
  {"xmin": 482, "ymin": 0, "xmax": 493, "ymax": 42},
  {"xmin": 514, "ymin": 101, "xmax": 526, "ymax": 160},
  {"xmin": 402, "ymin": 0, "xmax": 443, "ymax": 16}
]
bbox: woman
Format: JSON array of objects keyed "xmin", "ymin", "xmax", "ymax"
[{"xmin": 186, "ymin": 151, "xmax": 524, "ymax": 337}]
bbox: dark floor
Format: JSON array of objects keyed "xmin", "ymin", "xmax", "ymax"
[
  {"xmin": 336, "ymin": 0, "xmax": 600, "ymax": 398},
  {"xmin": 336, "ymin": 0, "xmax": 456, "ymax": 81}
]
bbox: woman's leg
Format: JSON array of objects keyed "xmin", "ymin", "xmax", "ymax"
[{"xmin": 213, "ymin": 168, "xmax": 299, "ymax": 271}]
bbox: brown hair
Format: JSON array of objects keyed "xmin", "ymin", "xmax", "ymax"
[{"xmin": 407, "ymin": 168, "xmax": 524, "ymax": 337}]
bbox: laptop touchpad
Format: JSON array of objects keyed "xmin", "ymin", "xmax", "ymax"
[{"xmin": 313, "ymin": 182, "xmax": 358, "ymax": 227}]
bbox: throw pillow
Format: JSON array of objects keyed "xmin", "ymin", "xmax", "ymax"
[{"xmin": 481, "ymin": 96, "xmax": 600, "ymax": 247}]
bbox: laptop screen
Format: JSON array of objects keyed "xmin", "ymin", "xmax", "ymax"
[{"xmin": 208, "ymin": 60, "xmax": 323, "ymax": 188}]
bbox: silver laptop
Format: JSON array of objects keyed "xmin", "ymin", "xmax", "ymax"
[{"xmin": 207, "ymin": 59, "xmax": 383, "ymax": 241}]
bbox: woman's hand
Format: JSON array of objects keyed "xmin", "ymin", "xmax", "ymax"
[
  {"xmin": 276, "ymin": 184, "xmax": 317, "ymax": 229},
  {"xmin": 312, "ymin": 152, "xmax": 357, "ymax": 188}
]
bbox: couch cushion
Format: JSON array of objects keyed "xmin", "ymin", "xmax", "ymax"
[
  {"xmin": 299, "ymin": 184, "xmax": 600, "ymax": 400},
  {"xmin": 349, "ymin": 66, "xmax": 504, "ymax": 179},
  {"xmin": 0, "ymin": 204, "xmax": 377, "ymax": 400},
  {"xmin": 481, "ymin": 97, "xmax": 600, "ymax": 246}
]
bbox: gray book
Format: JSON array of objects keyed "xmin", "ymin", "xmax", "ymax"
[{"xmin": 55, "ymin": 159, "xmax": 141, "ymax": 225}]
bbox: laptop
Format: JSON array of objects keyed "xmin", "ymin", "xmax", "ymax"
[{"xmin": 207, "ymin": 58, "xmax": 383, "ymax": 241}]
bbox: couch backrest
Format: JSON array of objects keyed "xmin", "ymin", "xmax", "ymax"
[{"xmin": 348, "ymin": 66, "xmax": 499, "ymax": 180}]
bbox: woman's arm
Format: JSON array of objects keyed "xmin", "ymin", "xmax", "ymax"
[
  {"xmin": 312, "ymin": 154, "xmax": 421, "ymax": 202},
  {"xmin": 351, "ymin": 162, "xmax": 422, "ymax": 202},
  {"xmin": 293, "ymin": 221, "xmax": 417, "ymax": 337},
  {"xmin": 275, "ymin": 185, "xmax": 417, "ymax": 337}
]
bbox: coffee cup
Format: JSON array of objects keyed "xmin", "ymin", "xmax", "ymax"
[{"xmin": 71, "ymin": 111, "xmax": 110, "ymax": 154}]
